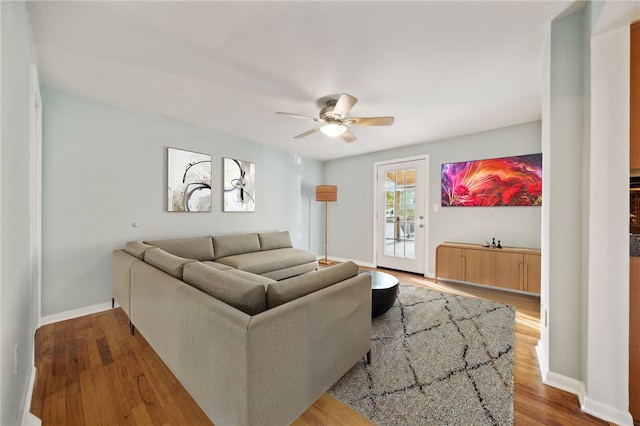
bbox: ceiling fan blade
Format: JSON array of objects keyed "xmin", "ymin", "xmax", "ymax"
[
  {"xmin": 276, "ymin": 112, "xmax": 324, "ymax": 122},
  {"xmin": 347, "ymin": 116, "xmax": 395, "ymax": 126},
  {"xmin": 333, "ymin": 94, "xmax": 358, "ymax": 117},
  {"xmin": 294, "ymin": 127, "xmax": 321, "ymax": 139},
  {"xmin": 341, "ymin": 130, "xmax": 357, "ymax": 143}
]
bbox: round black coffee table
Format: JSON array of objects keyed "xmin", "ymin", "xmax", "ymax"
[{"xmin": 359, "ymin": 270, "xmax": 399, "ymax": 318}]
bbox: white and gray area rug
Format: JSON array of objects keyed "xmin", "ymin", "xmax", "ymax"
[{"xmin": 329, "ymin": 284, "xmax": 515, "ymax": 426}]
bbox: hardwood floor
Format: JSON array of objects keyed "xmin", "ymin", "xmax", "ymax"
[{"xmin": 31, "ymin": 268, "xmax": 612, "ymax": 425}]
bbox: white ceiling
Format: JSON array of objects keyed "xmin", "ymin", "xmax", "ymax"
[{"xmin": 27, "ymin": 1, "xmax": 576, "ymax": 161}]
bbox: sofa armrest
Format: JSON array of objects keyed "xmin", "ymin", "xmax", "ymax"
[
  {"xmin": 129, "ymin": 260, "xmax": 253, "ymax": 425},
  {"xmin": 112, "ymin": 249, "xmax": 140, "ymax": 317},
  {"xmin": 245, "ymin": 273, "xmax": 372, "ymax": 425}
]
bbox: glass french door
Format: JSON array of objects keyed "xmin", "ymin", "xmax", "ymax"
[{"xmin": 376, "ymin": 158, "xmax": 427, "ymax": 274}]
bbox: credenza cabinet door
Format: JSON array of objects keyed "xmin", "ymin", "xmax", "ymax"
[
  {"xmin": 435, "ymin": 243, "xmax": 541, "ymax": 294},
  {"xmin": 436, "ymin": 246, "xmax": 463, "ymax": 281},
  {"xmin": 490, "ymin": 252, "xmax": 522, "ymax": 291},
  {"xmin": 523, "ymin": 254, "xmax": 541, "ymax": 293},
  {"xmin": 463, "ymin": 249, "xmax": 491, "ymax": 285}
]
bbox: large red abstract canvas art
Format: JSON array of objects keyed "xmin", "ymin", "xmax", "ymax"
[{"xmin": 441, "ymin": 153, "xmax": 542, "ymax": 207}]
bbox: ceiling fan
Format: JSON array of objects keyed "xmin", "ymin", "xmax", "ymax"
[{"xmin": 276, "ymin": 93, "xmax": 394, "ymax": 143}]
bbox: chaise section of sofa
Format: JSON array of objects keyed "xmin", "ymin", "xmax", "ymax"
[{"xmin": 211, "ymin": 231, "xmax": 318, "ymax": 280}]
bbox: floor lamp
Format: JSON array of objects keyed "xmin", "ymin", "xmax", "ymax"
[{"xmin": 316, "ymin": 185, "xmax": 337, "ymax": 266}]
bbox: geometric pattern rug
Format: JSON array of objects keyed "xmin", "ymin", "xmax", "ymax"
[{"xmin": 328, "ymin": 284, "xmax": 515, "ymax": 426}]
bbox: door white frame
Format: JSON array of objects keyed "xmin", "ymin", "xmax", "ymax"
[
  {"xmin": 22, "ymin": 64, "xmax": 44, "ymax": 426},
  {"xmin": 373, "ymin": 155, "xmax": 429, "ymax": 276},
  {"xmin": 29, "ymin": 64, "xmax": 42, "ymax": 332}
]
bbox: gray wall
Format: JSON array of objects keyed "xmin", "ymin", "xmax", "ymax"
[
  {"xmin": 325, "ymin": 121, "xmax": 542, "ymax": 277},
  {"xmin": 544, "ymin": 8, "xmax": 585, "ymax": 383},
  {"xmin": 41, "ymin": 84, "xmax": 324, "ymax": 317},
  {"xmin": 1, "ymin": 1, "xmax": 37, "ymax": 424}
]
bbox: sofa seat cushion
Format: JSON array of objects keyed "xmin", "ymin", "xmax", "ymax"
[
  {"xmin": 144, "ymin": 247, "xmax": 195, "ymax": 279},
  {"xmin": 266, "ymin": 261, "xmax": 359, "ymax": 309},
  {"xmin": 183, "ymin": 262, "xmax": 267, "ymax": 316},
  {"xmin": 214, "ymin": 248, "xmax": 317, "ymax": 275},
  {"xmin": 261, "ymin": 262, "xmax": 318, "ymax": 281},
  {"xmin": 144, "ymin": 236, "xmax": 214, "ymax": 261}
]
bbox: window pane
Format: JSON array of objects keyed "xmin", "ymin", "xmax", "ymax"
[{"xmin": 383, "ymin": 167, "xmax": 418, "ymax": 260}]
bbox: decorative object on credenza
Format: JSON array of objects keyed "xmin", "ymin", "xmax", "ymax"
[
  {"xmin": 223, "ymin": 158, "xmax": 255, "ymax": 212},
  {"xmin": 167, "ymin": 147, "xmax": 212, "ymax": 212},
  {"xmin": 316, "ymin": 185, "xmax": 338, "ymax": 265},
  {"xmin": 441, "ymin": 153, "xmax": 542, "ymax": 207}
]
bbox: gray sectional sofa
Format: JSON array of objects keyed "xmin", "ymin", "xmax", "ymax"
[{"xmin": 112, "ymin": 231, "xmax": 372, "ymax": 426}]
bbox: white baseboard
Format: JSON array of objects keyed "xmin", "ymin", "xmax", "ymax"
[
  {"xmin": 322, "ymin": 256, "xmax": 436, "ymax": 278},
  {"xmin": 320, "ymin": 256, "xmax": 376, "ymax": 268},
  {"xmin": 22, "ymin": 410, "xmax": 41, "ymax": 426},
  {"xmin": 40, "ymin": 301, "xmax": 113, "ymax": 326},
  {"xmin": 544, "ymin": 371, "xmax": 585, "ymax": 399},
  {"xmin": 21, "ymin": 366, "xmax": 41, "ymax": 426},
  {"xmin": 534, "ymin": 349, "xmax": 634, "ymax": 426},
  {"xmin": 582, "ymin": 396, "xmax": 634, "ymax": 426},
  {"xmin": 22, "ymin": 412, "xmax": 41, "ymax": 426},
  {"xmin": 535, "ymin": 341, "xmax": 548, "ymax": 380}
]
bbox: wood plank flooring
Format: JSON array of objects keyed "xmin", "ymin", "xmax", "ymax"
[{"xmin": 31, "ymin": 268, "xmax": 613, "ymax": 425}]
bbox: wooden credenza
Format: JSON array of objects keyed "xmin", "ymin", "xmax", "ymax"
[{"xmin": 435, "ymin": 242, "xmax": 541, "ymax": 294}]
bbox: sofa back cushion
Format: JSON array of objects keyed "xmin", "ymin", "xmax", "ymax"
[
  {"xmin": 124, "ymin": 241, "xmax": 154, "ymax": 260},
  {"xmin": 144, "ymin": 247, "xmax": 195, "ymax": 279},
  {"xmin": 144, "ymin": 236, "xmax": 215, "ymax": 261},
  {"xmin": 212, "ymin": 233, "xmax": 260, "ymax": 260},
  {"xmin": 266, "ymin": 261, "xmax": 359, "ymax": 309},
  {"xmin": 258, "ymin": 231, "xmax": 293, "ymax": 251},
  {"xmin": 183, "ymin": 262, "xmax": 267, "ymax": 315}
]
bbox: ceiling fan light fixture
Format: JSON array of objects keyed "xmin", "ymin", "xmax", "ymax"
[
  {"xmin": 277, "ymin": 93, "xmax": 394, "ymax": 142},
  {"xmin": 320, "ymin": 123, "xmax": 347, "ymax": 137}
]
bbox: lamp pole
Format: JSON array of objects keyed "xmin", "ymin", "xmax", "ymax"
[{"xmin": 323, "ymin": 199, "xmax": 329, "ymax": 264}]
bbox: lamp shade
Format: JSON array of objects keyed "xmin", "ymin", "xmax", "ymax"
[{"xmin": 316, "ymin": 185, "xmax": 338, "ymax": 202}]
